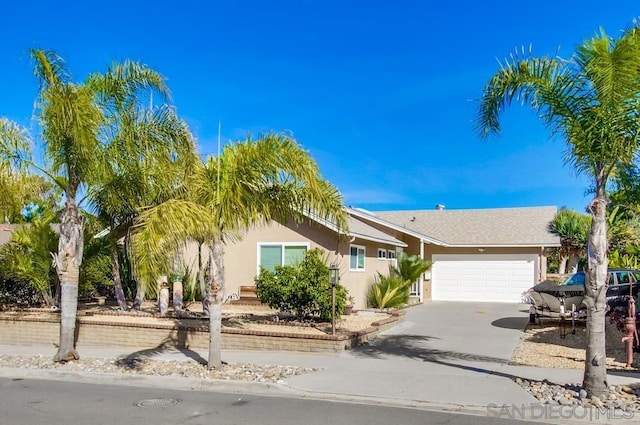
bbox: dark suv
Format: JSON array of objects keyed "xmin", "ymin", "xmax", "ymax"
[
  {"xmin": 563, "ymin": 268, "xmax": 640, "ymax": 300},
  {"xmin": 605, "ymin": 268, "xmax": 640, "ymax": 298}
]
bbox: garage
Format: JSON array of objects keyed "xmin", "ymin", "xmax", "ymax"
[{"xmin": 431, "ymin": 254, "xmax": 538, "ymax": 302}]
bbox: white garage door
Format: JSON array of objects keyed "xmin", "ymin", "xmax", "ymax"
[{"xmin": 431, "ymin": 254, "xmax": 537, "ymax": 302}]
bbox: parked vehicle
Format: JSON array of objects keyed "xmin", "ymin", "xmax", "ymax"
[
  {"xmin": 562, "ymin": 269, "xmax": 640, "ymax": 290},
  {"xmin": 528, "ymin": 269, "xmax": 640, "ymax": 315},
  {"xmin": 563, "ymin": 272, "xmax": 585, "ymax": 286}
]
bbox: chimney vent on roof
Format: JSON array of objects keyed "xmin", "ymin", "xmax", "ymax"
[{"xmin": 436, "ymin": 204, "xmax": 445, "ymax": 210}]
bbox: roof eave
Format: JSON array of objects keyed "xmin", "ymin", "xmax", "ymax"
[
  {"xmin": 441, "ymin": 243, "xmax": 561, "ymax": 248},
  {"xmin": 350, "ymin": 232, "xmax": 408, "ymax": 248},
  {"xmin": 346, "ymin": 207, "xmax": 448, "ymax": 246}
]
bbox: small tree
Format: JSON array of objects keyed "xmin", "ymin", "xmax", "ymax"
[{"xmin": 255, "ymin": 249, "xmax": 347, "ymax": 320}]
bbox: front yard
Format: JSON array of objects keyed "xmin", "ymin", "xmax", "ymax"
[{"xmin": 510, "ymin": 319, "xmax": 639, "ymax": 371}]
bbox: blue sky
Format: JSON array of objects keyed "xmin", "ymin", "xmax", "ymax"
[{"xmin": 1, "ymin": 1, "xmax": 639, "ymax": 213}]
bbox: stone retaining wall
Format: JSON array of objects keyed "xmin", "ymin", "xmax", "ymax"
[{"xmin": 0, "ymin": 312, "xmax": 403, "ymax": 353}]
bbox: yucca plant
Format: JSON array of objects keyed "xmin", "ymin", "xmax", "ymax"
[
  {"xmin": 367, "ymin": 273, "xmax": 411, "ymax": 309},
  {"xmin": 392, "ymin": 252, "xmax": 431, "ymax": 283}
]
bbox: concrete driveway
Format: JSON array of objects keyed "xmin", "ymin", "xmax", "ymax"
[
  {"xmin": 351, "ymin": 301, "xmax": 529, "ymax": 367},
  {"xmin": 276, "ymin": 301, "xmax": 537, "ymax": 407}
]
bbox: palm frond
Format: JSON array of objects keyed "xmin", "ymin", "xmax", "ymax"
[
  {"xmin": 0, "ymin": 118, "xmax": 32, "ymax": 171},
  {"xmin": 129, "ymin": 199, "xmax": 216, "ymax": 291}
]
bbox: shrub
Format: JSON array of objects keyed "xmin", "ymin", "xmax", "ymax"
[
  {"xmin": 367, "ymin": 273, "xmax": 411, "ymax": 309},
  {"xmin": 0, "ymin": 274, "xmax": 39, "ymax": 305},
  {"xmin": 79, "ymin": 230, "xmax": 114, "ymax": 299},
  {"xmin": 255, "ymin": 249, "xmax": 346, "ymax": 320},
  {"xmin": 0, "ymin": 214, "xmax": 59, "ymax": 306}
]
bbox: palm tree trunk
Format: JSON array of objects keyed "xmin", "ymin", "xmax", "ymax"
[
  {"xmin": 53, "ymin": 197, "xmax": 83, "ymax": 362},
  {"xmin": 207, "ymin": 236, "xmax": 225, "ymax": 369},
  {"xmin": 558, "ymin": 255, "xmax": 568, "ymax": 275},
  {"xmin": 199, "ymin": 242, "xmax": 210, "ymax": 317},
  {"xmin": 582, "ymin": 183, "xmax": 609, "ymax": 398},
  {"xmin": 110, "ymin": 231, "xmax": 128, "ymax": 310},
  {"xmin": 132, "ymin": 282, "xmax": 145, "ymax": 310},
  {"xmin": 567, "ymin": 252, "xmax": 580, "ymax": 274},
  {"xmin": 131, "ymin": 228, "xmax": 145, "ymax": 311}
]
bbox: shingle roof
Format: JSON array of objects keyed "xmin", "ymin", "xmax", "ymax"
[
  {"xmin": 348, "ymin": 216, "xmax": 407, "ymax": 247},
  {"xmin": 373, "ymin": 206, "xmax": 560, "ymax": 247},
  {"xmin": 304, "ymin": 212, "xmax": 407, "ymax": 247}
]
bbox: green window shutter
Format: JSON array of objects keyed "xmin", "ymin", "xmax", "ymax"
[
  {"xmin": 284, "ymin": 245, "xmax": 307, "ymax": 266},
  {"xmin": 260, "ymin": 245, "xmax": 282, "ymax": 271}
]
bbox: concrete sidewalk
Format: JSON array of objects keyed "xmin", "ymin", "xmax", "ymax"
[{"xmin": 2, "ymin": 343, "xmax": 640, "ymax": 423}]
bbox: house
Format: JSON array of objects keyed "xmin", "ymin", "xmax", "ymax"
[{"xmin": 218, "ymin": 205, "xmax": 560, "ymax": 308}]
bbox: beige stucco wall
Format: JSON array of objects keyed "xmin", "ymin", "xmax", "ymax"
[{"xmin": 191, "ymin": 219, "xmax": 400, "ymax": 310}]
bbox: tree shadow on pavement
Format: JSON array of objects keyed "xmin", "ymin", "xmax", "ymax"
[
  {"xmin": 352, "ymin": 334, "xmax": 509, "ymax": 365},
  {"xmin": 353, "ymin": 334, "xmax": 543, "ymax": 385},
  {"xmin": 115, "ymin": 328, "xmax": 207, "ymax": 370},
  {"xmin": 491, "ymin": 317, "xmax": 529, "ymax": 330}
]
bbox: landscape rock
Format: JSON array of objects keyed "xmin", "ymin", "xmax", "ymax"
[
  {"xmin": 515, "ymin": 379, "xmax": 640, "ymax": 412},
  {"xmin": 0, "ymin": 354, "xmax": 317, "ymax": 383}
]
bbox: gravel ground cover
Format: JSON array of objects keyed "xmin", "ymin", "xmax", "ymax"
[
  {"xmin": 0, "ymin": 354, "xmax": 316, "ymax": 383},
  {"xmin": 510, "ymin": 316, "xmax": 640, "ymax": 410}
]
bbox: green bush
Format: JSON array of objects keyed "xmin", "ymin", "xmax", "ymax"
[
  {"xmin": 254, "ymin": 249, "xmax": 346, "ymax": 320},
  {"xmin": 79, "ymin": 229, "xmax": 114, "ymax": 299},
  {"xmin": 367, "ymin": 273, "xmax": 411, "ymax": 309},
  {"xmin": 0, "ymin": 274, "xmax": 39, "ymax": 305},
  {"xmin": 0, "ymin": 213, "xmax": 59, "ymax": 306}
]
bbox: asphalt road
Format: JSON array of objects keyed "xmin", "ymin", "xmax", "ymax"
[{"xmin": 0, "ymin": 377, "xmax": 537, "ymax": 425}]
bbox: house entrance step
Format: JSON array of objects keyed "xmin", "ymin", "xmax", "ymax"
[{"xmin": 230, "ymin": 285, "xmax": 263, "ymax": 305}]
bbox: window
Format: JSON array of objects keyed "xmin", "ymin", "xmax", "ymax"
[
  {"xmin": 387, "ymin": 250, "xmax": 396, "ymax": 260},
  {"xmin": 350, "ymin": 245, "xmax": 365, "ymax": 271},
  {"xmin": 258, "ymin": 243, "xmax": 309, "ymax": 273},
  {"xmin": 377, "ymin": 248, "xmax": 387, "ymax": 259}
]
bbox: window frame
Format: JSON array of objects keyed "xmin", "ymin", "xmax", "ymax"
[
  {"xmin": 377, "ymin": 248, "xmax": 387, "ymax": 259},
  {"xmin": 257, "ymin": 242, "xmax": 310, "ymax": 274},
  {"xmin": 349, "ymin": 244, "xmax": 366, "ymax": 272}
]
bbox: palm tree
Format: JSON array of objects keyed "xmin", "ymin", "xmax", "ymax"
[
  {"xmin": 89, "ymin": 104, "xmax": 197, "ymax": 311},
  {"xmin": 30, "ymin": 49, "xmax": 178, "ymax": 362},
  {"xmin": 550, "ymin": 209, "xmax": 590, "ymax": 274},
  {"xmin": 131, "ymin": 133, "xmax": 347, "ymax": 369},
  {"xmin": 475, "ymin": 25, "xmax": 640, "ymax": 397}
]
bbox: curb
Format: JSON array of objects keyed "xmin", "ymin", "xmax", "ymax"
[
  {"xmin": 0, "ymin": 366, "xmax": 487, "ymax": 418},
  {"xmin": 3, "ymin": 366, "xmax": 640, "ymax": 424}
]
